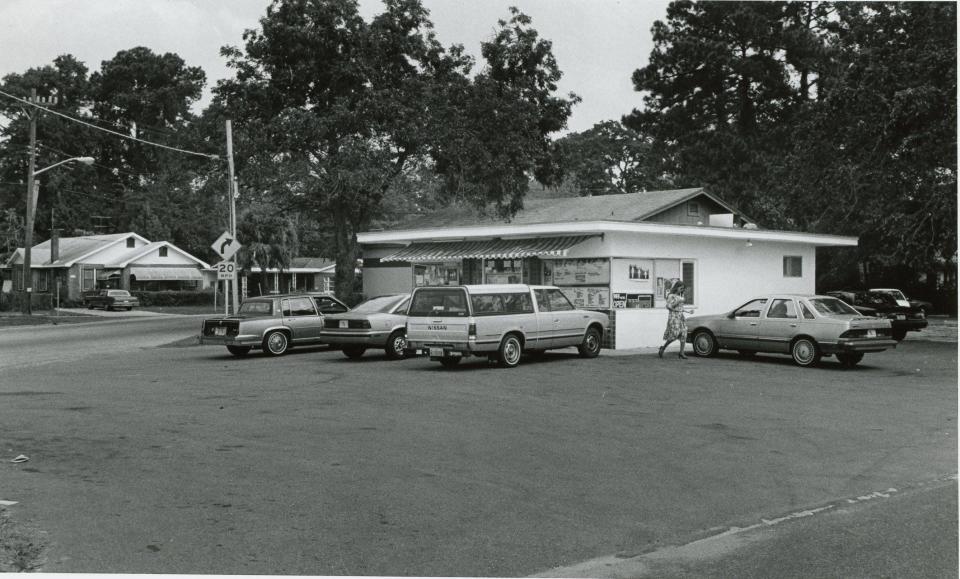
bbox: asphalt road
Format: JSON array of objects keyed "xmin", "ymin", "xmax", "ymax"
[{"xmin": 0, "ymin": 320, "xmax": 956, "ymax": 576}]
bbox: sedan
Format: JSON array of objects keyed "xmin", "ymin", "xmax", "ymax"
[
  {"xmin": 85, "ymin": 289, "xmax": 140, "ymax": 311},
  {"xmin": 686, "ymin": 294, "xmax": 896, "ymax": 367},
  {"xmin": 199, "ymin": 293, "xmax": 349, "ymax": 357},
  {"xmin": 319, "ymin": 294, "xmax": 410, "ymax": 360}
]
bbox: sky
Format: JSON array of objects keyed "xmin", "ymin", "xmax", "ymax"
[{"xmin": 0, "ymin": 0, "xmax": 671, "ymax": 134}]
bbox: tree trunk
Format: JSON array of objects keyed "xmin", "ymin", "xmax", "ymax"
[{"xmin": 332, "ymin": 208, "xmax": 361, "ymax": 302}]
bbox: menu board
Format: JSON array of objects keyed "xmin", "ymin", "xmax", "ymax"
[
  {"xmin": 560, "ymin": 286, "xmax": 610, "ymax": 310},
  {"xmin": 612, "ymin": 292, "xmax": 654, "ymax": 309},
  {"xmin": 543, "ymin": 258, "xmax": 610, "ymax": 286}
]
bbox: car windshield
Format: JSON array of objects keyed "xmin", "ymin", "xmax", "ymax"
[
  {"xmin": 875, "ymin": 289, "xmax": 908, "ymax": 301},
  {"xmin": 408, "ymin": 288, "xmax": 469, "ymax": 317},
  {"xmin": 351, "ymin": 295, "xmax": 407, "ymax": 314},
  {"xmin": 238, "ymin": 301, "xmax": 272, "ymax": 315},
  {"xmin": 808, "ymin": 298, "xmax": 860, "ymax": 316}
]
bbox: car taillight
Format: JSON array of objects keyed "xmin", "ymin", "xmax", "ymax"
[{"xmin": 468, "ymin": 323, "xmax": 477, "ymax": 338}]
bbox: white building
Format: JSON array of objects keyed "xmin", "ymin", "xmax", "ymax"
[{"xmin": 357, "ymin": 188, "xmax": 858, "ymax": 349}]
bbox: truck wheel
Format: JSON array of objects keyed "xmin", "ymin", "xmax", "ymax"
[
  {"xmin": 578, "ymin": 327, "xmax": 602, "ymax": 358},
  {"xmin": 497, "ymin": 334, "xmax": 523, "ymax": 368},
  {"xmin": 342, "ymin": 345, "xmax": 366, "ymax": 359},
  {"xmin": 385, "ymin": 330, "xmax": 406, "ymax": 360},
  {"xmin": 263, "ymin": 330, "xmax": 290, "ymax": 356},
  {"xmin": 440, "ymin": 357, "xmax": 461, "ymax": 368},
  {"xmin": 791, "ymin": 337, "xmax": 820, "ymax": 367},
  {"xmin": 226, "ymin": 345, "xmax": 251, "ymax": 357},
  {"xmin": 892, "ymin": 329, "xmax": 907, "ymax": 342},
  {"xmin": 837, "ymin": 352, "xmax": 864, "ymax": 367}
]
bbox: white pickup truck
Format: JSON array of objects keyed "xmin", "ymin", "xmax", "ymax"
[{"xmin": 405, "ymin": 284, "xmax": 609, "ymax": 368}]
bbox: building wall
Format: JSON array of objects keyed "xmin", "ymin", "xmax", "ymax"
[{"xmin": 129, "ymin": 247, "xmax": 200, "ymax": 266}]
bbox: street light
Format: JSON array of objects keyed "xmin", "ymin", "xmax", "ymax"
[{"xmin": 21, "ymin": 156, "xmax": 95, "ymax": 315}]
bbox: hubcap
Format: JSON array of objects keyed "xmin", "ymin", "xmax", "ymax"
[
  {"xmin": 393, "ymin": 335, "xmax": 405, "ymax": 353},
  {"xmin": 585, "ymin": 333, "xmax": 598, "ymax": 352},
  {"xmin": 268, "ymin": 333, "xmax": 286, "ymax": 353},
  {"xmin": 794, "ymin": 341, "xmax": 814, "ymax": 364},
  {"xmin": 695, "ymin": 334, "xmax": 712, "ymax": 355},
  {"xmin": 504, "ymin": 339, "xmax": 521, "ymax": 364}
]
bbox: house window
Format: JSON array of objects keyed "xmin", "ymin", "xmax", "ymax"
[
  {"xmin": 37, "ymin": 270, "xmax": 48, "ymax": 292},
  {"xmin": 14, "ymin": 268, "xmax": 23, "ymax": 291},
  {"xmin": 159, "ymin": 246, "xmax": 168, "ymax": 257},
  {"xmin": 322, "ymin": 276, "xmax": 333, "ymax": 294},
  {"xmin": 81, "ymin": 267, "xmax": 95, "ymax": 290},
  {"xmin": 687, "ymin": 201, "xmax": 700, "ymax": 216},
  {"xmin": 783, "ymin": 256, "xmax": 803, "ymax": 278},
  {"xmin": 126, "ymin": 237, "xmax": 135, "ymax": 248}
]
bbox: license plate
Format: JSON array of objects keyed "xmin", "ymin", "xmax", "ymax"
[
  {"xmin": 339, "ymin": 320, "xmax": 348, "ymax": 328},
  {"xmin": 214, "ymin": 327, "xmax": 226, "ymax": 336},
  {"xmin": 896, "ymin": 314, "xmax": 906, "ymax": 320},
  {"xmin": 430, "ymin": 347, "xmax": 443, "ymax": 357},
  {"xmin": 866, "ymin": 329, "xmax": 876, "ymax": 338}
]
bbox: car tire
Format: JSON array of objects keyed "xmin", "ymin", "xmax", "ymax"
[
  {"xmin": 440, "ymin": 357, "xmax": 461, "ymax": 368},
  {"xmin": 226, "ymin": 345, "xmax": 251, "ymax": 357},
  {"xmin": 791, "ymin": 337, "xmax": 821, "ymax": 367},
  {"xmin": 497, "ymin": 334, "xmax": 523, "ymax": 368},
  {"xmin": 385, "ymin": 330, "xmax": 406, "ymax": 360},
  {"xmin": 737, "ymin": 350, "xmax": 756, "ymax": 358},
  {"xmin": 837, "ymin": 352, "xmax": 864, "ymax": 368},
  {"xmin": 892, "ymin": 329, "xmax": 907, "ymax": 342},
  {"xmin": 577, "ymin": 327, "xmax": 602, "ymax": 358},
  {"xmin": 342, "ymin": 345, "xmax": 366, "ymax": 359},
  {"xmin": 691, "ymin": 330, "xmax": 717, "ymax": 357},
  {"xmin": 263, "ymin": 330, "xmax": 290, "ymax": 356}
]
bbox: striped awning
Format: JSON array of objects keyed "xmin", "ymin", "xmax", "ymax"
[
  {"xmin": 380, "ymin": 235, "xmax": 595, "ymax": 262},
  {"xmin": 129, "ymin": 267, "xmax": 203, "ymax": 281}
]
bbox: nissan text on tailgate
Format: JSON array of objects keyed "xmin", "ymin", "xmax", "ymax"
[{"xmin": 405, "ymin": 284, "xmax": 608, "ymax": 368}]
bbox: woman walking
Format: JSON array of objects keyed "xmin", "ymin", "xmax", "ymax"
[{"xmin": 659, "ymin": 280, "xmax": 689, "ymax": 359}]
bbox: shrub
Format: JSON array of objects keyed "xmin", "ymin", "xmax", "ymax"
[
  {"xmin": 0, "ymin": 293, "xmax": 54, "ymax": 312},
  {"xmin": 130, "ymin": 290, "xmax": 222, "ymax": 307}
]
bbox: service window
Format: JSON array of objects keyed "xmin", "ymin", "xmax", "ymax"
[
  {"xmin": 783, "ymin": 256, "xmax": 803, "ymax": 277},
  {"xmin": 766, "ymin": 298, "xmax": 797, "ymax": 319},
  {"xmin": 282, "ymin": 297, "xmax": 317, "ymax": 317},
  {"xmin": 734, "ymin": 298, "xmax": 768, "ymax": 318}
]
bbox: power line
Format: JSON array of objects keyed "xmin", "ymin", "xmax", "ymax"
[{"xmin": 0, "ymin": 88, "xmax": 219, "ymax": 161}]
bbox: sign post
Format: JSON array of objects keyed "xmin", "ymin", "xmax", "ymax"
[{"xmin": 211, "ymin": 230, "xmax": 242, "ymax": 315}]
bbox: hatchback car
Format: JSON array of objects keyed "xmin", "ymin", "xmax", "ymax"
[
  {"xmin": 319, "ymin": 294, "xmax": 411, "ymax": 360},
  {"xmin": 686, "ymin": 294, "xmax": 896, "ymax": 367},
  {"xmin": 199, "ymin": 293, "xmax": 349, "ymax": 356}
]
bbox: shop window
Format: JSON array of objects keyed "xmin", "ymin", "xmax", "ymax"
[
  {"xmin": 682, "ymin": 261, "xmax": 695, "ymax": 305},
  {"xmin": 783, "ymin": 256, "xmax": 803, "ymax": 278},
  {"xmin": 483, "ymin": 258, "xmax": 523, "ymax": 284},
  {"xmin": 159, "ymin": 246, "xmax": 168, "ymax": 257},
  {"xmin": 462, "ymin": 259, "xmax": 483, "ymax": 284},
  {"xmin": 414, "ymin": 263, "xmax": 460, "ymax": 287}
]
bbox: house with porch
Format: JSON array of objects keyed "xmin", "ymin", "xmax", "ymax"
[{"xmin": 2, "ymin": 232, "xmax": 214, "ymax": 303}]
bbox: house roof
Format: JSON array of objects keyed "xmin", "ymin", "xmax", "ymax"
[
  {"xmin": 392, "ymin": 188, "xmax": 740, "ymax": 230},
  {"xmin": 4, "ymin": 232, "xmax": 209, "ymax": 269}
]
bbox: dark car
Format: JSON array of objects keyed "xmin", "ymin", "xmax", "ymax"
[
  {"xmin": 869, "ymin": 288, "xmax": 935, "ymax": 315},
  {"xmin": 85, "ymin": 289, "xmax": 140, "ymax": 311},
  {"xmin": 825, "ymin": 290, "xmax": 927, "ymax": 341}
]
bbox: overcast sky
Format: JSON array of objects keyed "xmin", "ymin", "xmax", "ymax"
[{"xmin": 0, "ymin": 0, "xmax": 670, "ymax": 134}]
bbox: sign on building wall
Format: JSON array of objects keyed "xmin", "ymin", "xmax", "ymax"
[
  {"xmin": 543, "ymin": 258, "xmax": 610, "ymax": 286},
  {"xmin": 560, "ymin": 286, "xmax": 610, "ymax": 309}
]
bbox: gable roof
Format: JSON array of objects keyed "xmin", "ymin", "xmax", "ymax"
[
  {"xmin": 391, "ymin": 188, "xmax": 747, "ymax": 230},
  {"xmin": 114, "ymin": 241, "xmax": 211, "ymax": 269},
  {"xmin": 3, "ymin": 232, "xmax": 210, "ymax": 269}
]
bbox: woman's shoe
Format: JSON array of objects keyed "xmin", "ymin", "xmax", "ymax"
[
  {"xmin": 678, "ymin": 352, "xmax": 688, "ymax": 359},
  {"xmin": 658, "ymin": 345, "xmax": 665, "ymax": 358}
]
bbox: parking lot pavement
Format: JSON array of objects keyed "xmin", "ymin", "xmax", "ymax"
[{"xmin": 906, "ymin": 317, "xmax": 958, "ymax": 343}]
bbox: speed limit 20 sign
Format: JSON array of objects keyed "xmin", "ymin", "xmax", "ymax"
[{"xmin": 214, "ymin": 261, "xmax": 237, "ymax": 280}]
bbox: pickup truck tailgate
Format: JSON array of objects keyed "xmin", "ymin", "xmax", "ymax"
[{"xmin": 406, "ymin": 318, "xmax": 470, "ymax": 344}]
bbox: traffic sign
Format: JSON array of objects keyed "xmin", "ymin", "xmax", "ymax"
[
  {"xmin": 212, "ymin": 230, "xmax": 241, "ymax": 260},
  {"xmin": 214, "ymin": 260, "xmax": 237, "ymax": 280}
]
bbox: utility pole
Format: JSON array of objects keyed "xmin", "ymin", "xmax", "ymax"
[
  {"xmin": 225, "ymin": 119, "xmax": 239, "ymax": 315},
  {"xmin": 21, "ymin": 89, "xmax": 56, "ymax": 315}
]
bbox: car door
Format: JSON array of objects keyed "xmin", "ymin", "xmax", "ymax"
[
  {"xmin": 755, "ymin": 298, "xmax": 799, "ymax": 354},
  {"xmin": 714, "ymin": 298, "xmax": 767, "ymax": 351},
  {"xmin": 533, "ymin": 289, "xmax": 558, "ymax": 347},
  {"xmin": 546, "ymin": 289, "xmax": 587, "ymax": 347},
  {"xmin": 281, "ymin": 297, "xmax": 321, "ymax": 341}
]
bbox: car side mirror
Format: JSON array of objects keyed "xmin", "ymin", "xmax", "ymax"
[{"xmin": 727, "ymin": 311, "xmax": 736, "ymax": 319}]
